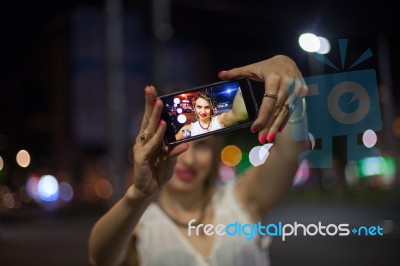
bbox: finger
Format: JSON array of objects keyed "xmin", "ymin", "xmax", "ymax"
[
  {"xmin": 145, "ymin": 120, "xmax": 167, "ymax": 155},
  {"xmin": 267, "ymin": 106, "xmax": 290, "ymax": 140},
  {"xmin": 139, "ymin": 86, "xmax": 158, "ymax": 133},
  {"xmin": 285, "ymin": 82, "xmax": 307, "ymax": 117},
  {"xmin": 278, "ymin": 115, "xmax": 290, "ymax": 133},
  {"xmin": 145, "ymin": 98, "xmax": 164, "ymax": 137},
  {"xmin": 250, "ymin": 73, "xmax": 282, "ymax": 130},
  {"xmin": 257, "ymin": 105, "xmax": 289, "ymax": 144},
  {"xmin": 256, "ymin": 101, "xmax": 283, "ymax": 143},
  {"xmin": 218, "ymin": 62, "xmax": 263, "ymax": 81},
  {"xmin": 136, "ymin": 97, "xmax": 163, "ymax": 145},
  {"xmin": 167, "ymin": 143, "xmax": 189, "ymax": 157}
]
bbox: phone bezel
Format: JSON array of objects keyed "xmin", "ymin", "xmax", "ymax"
[{"xmin": 160, "ymin": 78, "xmax": 258, "ymax": 146}]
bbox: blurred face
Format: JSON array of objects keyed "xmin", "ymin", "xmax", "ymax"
[
  {"xmin": 167, "ymin": 139, "xmax": 214, "ymax": 193},
  {"xmin": 195, "ymin": 98, "xmax": 212, "ymax": 120}
]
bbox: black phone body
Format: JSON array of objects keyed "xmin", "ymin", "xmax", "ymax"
[{"xmin": 160, "ymin": 78, "xmax": 258, "ymax": 146}]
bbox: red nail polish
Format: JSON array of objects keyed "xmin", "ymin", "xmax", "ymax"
[
  {"xmin": 259, "ymin": 134, "xmax": 267, "ymax": 144},
  {"xmin": 218, "ymin": 71, "xmax": 226, "ymax": 78},
  {"xmin": 250, "ymin": 127, "xmax": 258, "ymax": 133},
  {"xmin": 159, "ymin": 120, "xmax": 164, "ymax": 128},
  {"xmin": 267, "ymin": 133, "xmax": 275, "ymax": 142}
]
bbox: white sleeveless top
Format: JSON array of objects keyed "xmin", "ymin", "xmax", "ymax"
[
  {"xmin": 190, "ymin": 116, "xmax": 223, "ymax": 136},
  {"xmin": 136, "ymin": 181, "xmax": 271, "ymax": 266}
]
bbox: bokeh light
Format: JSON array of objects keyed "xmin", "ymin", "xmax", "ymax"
[
  {"xmin": 95, "ymin": 178, "xmax": 113, "ymax": 199},
  {"xmin": 177, "ymin": 108, "xmax": 182, "ymax": 114},
  {"xmin": 16, "ymin": 149, "xmax": 31, "ymax": 168},
  {"xmin": 218, "ymin": 164, "xmax": 236, "ymax": 183},
  {"xmin": 221, "ymin": 145, "xmax": 242, "ymax": 167},
  {"xmin": 357, "ymin": 157, "xmax": 396, "ymax": 178},
  {"xmin": 0, "ymin": 155, "xmax": 3, "ymax": 171},
  {"xmin": 0, "ymin": 185, "xmax": 11, "ymax": 198},
  {"xmin": 236, "ymin": 152, "xmax": 251, "ymax": 173},
  {"xmin": 293, "ymin": 160, "xmax": 312, "ymax": 186},
  {"xmin": 26, "ymin": 175, "xmax": 40, "ymax": 201},
  {"xmin": 249, "ymin": 143, "xmax": 273, "ymax": 167},
  {"xmin": 317, "ymin": 36, "xmax": 331, "ymax": 54},
  {"xmin": 38, "ymin": 175, "xmax": 59, "ymax": 202},
  {"xmin": 177, "ymin": 114, "xmax": 187, "ymax": 124},
  {"xmin": 173, "ymin": 97, "xmax": 180, "ymax": 104},
  {"xmin": 393, "ymin": 117, "xmax": 400, "ymax": 137},
  {"xmin": 299, "ymin": 33, "xmax": 320, "ymax": 52},
  {"xmin": 2, "ymin": 192, "xmax": 15, "ymax": 209},
  {"xmin": 59, "ymin": 182, "xmax": 74, "ymax": 202},
  {"xmin": 362, "ymin": 129, "xmax": 377, "ymax": 148},
  {"xmin": 249, "ymin": 146, "xmax": 263, "ymax": 167}
]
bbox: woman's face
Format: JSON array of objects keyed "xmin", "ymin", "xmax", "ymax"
[
  {"xmin": 195, "ymin": 98, "xmax": 212, "ymax": 120},
  {"xmin": 167, "ymin": 139, "xmax": 214, "ymax": 193}
]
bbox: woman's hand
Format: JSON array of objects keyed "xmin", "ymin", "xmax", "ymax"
[
  {"xmin": 131, "ymin": 86, "xmax": 188, "ymax": 198},
  {"xmin": 218, "ymin": 55, "xmax": 308, "ymax": 144}
]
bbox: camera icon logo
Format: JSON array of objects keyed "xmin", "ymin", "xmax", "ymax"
[
  {"xmin": 295, "ymin": 39, "xmax": 382, "ymax": 168},
  {"xmin": 328, "ymin": 81, "xmax": 370, "ymax": 125}
]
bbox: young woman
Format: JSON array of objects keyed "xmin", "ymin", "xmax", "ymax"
[
  {"xmin": 175, "ymin": 90, "xmax": 248, "ymax": 140},
  {"xmin": 88, "ymin": 55, "xmax": 310, "ymax": 266}
]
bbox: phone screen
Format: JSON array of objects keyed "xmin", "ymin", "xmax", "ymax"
[{"xmin": 160, "ymin": 78, "xmax": 258, "ymax": 146}]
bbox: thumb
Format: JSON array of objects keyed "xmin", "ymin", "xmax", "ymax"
[
  {"xmin": 217, "ymin": 64, "xmax": 261, "ymax": 81},
  {"xmin": 168, "ymin": 142, "xmax": 189, "ymax": 157}
]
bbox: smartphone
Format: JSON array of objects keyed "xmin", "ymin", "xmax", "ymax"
[{"xmin": 160, "ymin": 78, "xmax": 258, "ymax": 146}]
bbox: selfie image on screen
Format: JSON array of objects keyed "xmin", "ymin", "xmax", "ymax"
[{"xmin": 163, "ymin": 81, "xmax": 250, "ymax": 141}]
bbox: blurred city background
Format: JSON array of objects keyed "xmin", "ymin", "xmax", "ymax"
[{"xmin": 1, "ymin": 0, "xmax": 399, "ymax": 265}]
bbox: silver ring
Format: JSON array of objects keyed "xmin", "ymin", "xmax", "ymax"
[
  {"xmin": 263, "ymin": 92, "xmax": 278, "ymax": 100},
  {"xmin": 285, "ymin": 103, "xmax": 296, "ymax": 113}
]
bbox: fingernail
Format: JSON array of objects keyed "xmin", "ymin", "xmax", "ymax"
[
  {"xmin": 250, "ymin": 127, "xmax": 258, "ymax": 133},
  {"xmin": 159, "ymin": 120, "xmax": 164, "ymax": 128},
  {"xmin": 218, "ymin": 70, "xmax": 226, "ymax": 78},
  {"xmin": 259, "ymin": 134, "xmax": 267, "ymax": 144},
  {"xmin": 267, "ymin": 132, "xmax": 275, "ymax": 142}
]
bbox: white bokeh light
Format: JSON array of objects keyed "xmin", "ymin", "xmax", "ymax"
[
  {"xmin": 38, "ymin": 175, "xmax": 59, "ymax": 202},
  {"xmin": 173, "ymin": 98, "xmax": 180, "ymax": 104},
  {"xmin": 177, "ymin": 114, "xmax": 187, "ymax": 124},
  {"xmin": 249, "ymin": 146, "xmax": 263, "ymax": 166},
  {"xmin": 299, "ymin": 33, "xmax": 320, "ymax": 52},
  {"xmin": 362, "ymin": 129, "xmax": 377, "ymax": 148},
  {"xmin": 249, "ymin": 144, "xmax": 273, "ymax": 167},
  {"xmin": 317, "ymin": 36, "xmax": 331, "ymax": 54}
]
